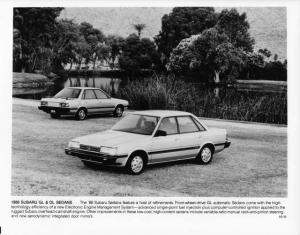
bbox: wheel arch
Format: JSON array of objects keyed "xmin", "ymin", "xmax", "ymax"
[
  {"xmin": 127, "ymin": 148, "xmax": 149, "ymax": 165},
  {"xmin": 198, "ymin": 142, "xmax": 215, "ymax": 155},
  {"xmin": 76, "ymin": 106, "xmax": 88, "ymax": 114}
]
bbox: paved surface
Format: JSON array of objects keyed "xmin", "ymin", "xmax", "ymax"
[{"xmin": 11, "ymin": 99, "xmax": 287, "ymax": 197}]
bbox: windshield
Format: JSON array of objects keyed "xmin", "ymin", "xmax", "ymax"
[
  {"xmin": 112, "ymin": 114, "xmax": 160, "ymax": 135},
  {"xmin": 54, "ymin": 88, "xmax": 81, "ymax": 99}
]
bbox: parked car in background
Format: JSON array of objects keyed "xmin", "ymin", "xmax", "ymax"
[
  {"xmin": 38, "ymin": 87, "xmax": 129, "ymax": 120},
  {"xmin": 65, "ymin": 110, "xmax": 231, "ymax": 174}
]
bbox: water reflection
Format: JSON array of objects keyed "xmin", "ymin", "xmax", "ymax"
[
  {"xmin": 65, "ymin": 77, "xmax": 121, "ymax": 95},
  {"xmin": 13, "ymin": 76, "xmax": 122, "ymax": 99}
]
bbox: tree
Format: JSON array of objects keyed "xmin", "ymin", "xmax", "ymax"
[
  {"xmin": 133, "ymin": 24, "xmax": 146, "ymax": 38},
  {"xmin": 215, "ymin": 8, "xmax": 255, "ymax": 52},
  {"xmin": 49, "ymin": 19, "xmax": 81, "ymax": 74},
  {"xmin": 168, "ymin": 28, "xmax": 246, "ymax": 83},
  {"xmin": 79, "ymin": 22, "xmax": 105, "ymax": 70},
  {"xmin": 13, "ymin": 7, "xmax": 63, "ymax": 73},
  {"xmin": 119, "ymin": 34, "xmax": 160, "ymax": 76},
  {"xmin": 155, "ymin": 7, "xmax": 218, "ymax": 63},
  {"xmin": 105, "ymin": 35, "xmax": 125, "ymax": 69}
]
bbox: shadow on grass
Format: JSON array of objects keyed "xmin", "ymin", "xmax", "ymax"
[
  {"xmin": 78, "ymin": 158, "xmax": 218, "ymax": 175},
  {"xmin": 48, "ymin": 113, "xmax": 121, "ymax": 121}
]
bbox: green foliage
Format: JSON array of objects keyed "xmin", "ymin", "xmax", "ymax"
[
  {"xmin": 118, "ymin": 75, "xmax": 287, "ymax": 124},
  {"xmin": 105, "ymin": 35, "xmax": 125, "ymax": 69},
  {"xmin": 119, "ymin": 34, "xmax": 160, "ymax": 76},
  {"xmin": 216, "ymin": 8, "xmax": 255, "ymax": 52},
  {"xmin": 118, "ymin": 75, "xmax": 199, "ymax": 111},
  {"xmin": 168, "ymin": 28, "xmax": 246, "ymax": 82},
  {"xmin": 133, "ymin": 24, "xmax": 146, "ymax": 38},
  {"xmin": 155, "ymin": 7, "xmax": 217, "ymax": 62},
  {"xmin": 13, "ymin": 7, "xmax": 64, "ymax": 73}
]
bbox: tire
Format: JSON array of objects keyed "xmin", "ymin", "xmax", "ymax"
[
  {"xmin": 126, "ymin": 154, "xmax": 145, "ymax": 175},
  {"xmin": 113, "ymin": 105, "xmax": 124, "ymax": 117},
  {"xmin": 76, "ymin": 108, "xmax": 87, "ymax": 120},
  {"xmin": 50, "ymin": 113, "xmax": 60, "ymax": 119},
  {"xmin": 196, "ymin": 145, "xmax": 214, "ymax": 164}
]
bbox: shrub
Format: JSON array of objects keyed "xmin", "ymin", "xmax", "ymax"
[{"xmin": 117, "ymin": 75, "xmax": 287, "ymax": 124}]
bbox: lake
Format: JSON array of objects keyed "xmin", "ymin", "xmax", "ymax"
[{"xmin": 13, "ymin": 77, "xmax": 122, "ymax": 99}]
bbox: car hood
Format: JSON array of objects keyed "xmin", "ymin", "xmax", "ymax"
[{"xmin": 72, "ymin": 130, "xmax": 149, "ymax": 147}]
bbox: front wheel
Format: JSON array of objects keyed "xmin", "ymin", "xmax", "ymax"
[
  {"xmin": 196, "ymin": 145, "xmax": 213, "ymax": 164},
  {"xmin": 113, "ymin": 105, "xmax": 123, "ymax": 117},
  {"xmin": 76, "ymin": 108, "xmax": 87, "ymax": 120},
  {"xmin": 126, "ymin": 155, "xmax": 145, "ymax": 175}
]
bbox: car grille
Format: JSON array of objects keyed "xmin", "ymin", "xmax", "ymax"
[
  {"xmin": 48, "ymin": 102, "xmax": 60, "ymax": 107},
  {"xmin": 80, "ymin": 144, "xmax": 100, "ymax": 152}
]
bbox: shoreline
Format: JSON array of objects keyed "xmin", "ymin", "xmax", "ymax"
[{"xmin": 12, "ymin": 97, "xmax": 287, "ymax": 128}]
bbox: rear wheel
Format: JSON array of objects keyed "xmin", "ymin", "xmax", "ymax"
[
  {"xmin": 113, "ymin": 105, "xmax": 123, "ymax": 117},
  {"xmin": 126, "ymin": 154, "xmax": 145, "ymax": 175},
  {"xmin": 196, "ymin": 145, "xmax": 213, "ymax": 164},
  {"xmin": 76, "ymin": 108, "xmax": 87, "ymax": 120}
]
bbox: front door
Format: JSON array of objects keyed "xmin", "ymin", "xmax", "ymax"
[{"xmin": 149, "ymin": 117, "xmax": 182, "ymax": 163}]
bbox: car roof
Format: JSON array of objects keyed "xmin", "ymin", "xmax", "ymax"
[{"xmin": 131, "ymin": 110, "xmax": 194, "ymax": 118}]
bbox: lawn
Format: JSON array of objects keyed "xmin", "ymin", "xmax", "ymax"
[{"xmin": 11, "ymin": 103, "xmax": 287, "ymax": 197}]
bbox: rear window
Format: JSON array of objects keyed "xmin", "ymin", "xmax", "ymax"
[
  {"xmin": 177, "ymin": 116, "xmax": 199, "ymax": 133},
  {"xmin": 54, "ymin": 88, "xmax": 81, "ymax": 99}
]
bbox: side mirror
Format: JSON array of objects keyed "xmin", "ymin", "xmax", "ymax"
[{"xmin": 154, "ymin": 130, "xmax": 167, "ymax": 137}]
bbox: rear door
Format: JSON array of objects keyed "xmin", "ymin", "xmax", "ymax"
[
  {"xmin": 82, "ymin": 89, "xmax": 99, "ymax": 113},
  {"xmin": 175, "ymin": 116, "xmax": 203, "ymax": 158},
  {"xmin": 93, "ymin": 89, "xmax": 115, "ymax": 113}
]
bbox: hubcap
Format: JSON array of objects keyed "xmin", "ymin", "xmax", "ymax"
[
  {"xmin": 131, "ymin": 156, "xmax": 143, "ymax": 173},
  {"xmin": 201, "ymin": 147, "xmax": 212, "ymax": 163},
  {"xmin": 78, "ymin": 110, "xmax": 85, "ymax": 119},
  {"xmin": 116, "ymin": 107, "xmax": 122, "ymax": 116}
]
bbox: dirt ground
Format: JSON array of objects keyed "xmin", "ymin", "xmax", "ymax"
[{"xmin": 11, "ymin": 99, "xmax": 287, "ymax": 197}]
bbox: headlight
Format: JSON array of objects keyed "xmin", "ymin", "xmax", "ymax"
[
  {"xmin": 101, "ymin": 147, "xmax": 117, "ymax": 155},
  {"xmin": 68, "ymin": 141, "xmax": 80, "ymax": 149},
  {"xmin": 60, "ymin": 103, "xmax": 69, "ymax": 108},
  {"xmin": 41, "ymin": 101, "xmax": 48, "ymax": 106}
]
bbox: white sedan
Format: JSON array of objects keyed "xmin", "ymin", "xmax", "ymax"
[
  {"xmin": 38, "ymin": 87, "xmax": 129, "ymax": 120},
  {"xmin": 65, "ymin": 110, "xmax": 231, "ymax": 174}
]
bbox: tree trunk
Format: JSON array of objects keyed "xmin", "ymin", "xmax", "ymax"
[
  {"xmin": 214, "ymin": 70, "xmax": 220, "ymax": 83},
  {"xmin": 214, "ymin": 87, "xmax": 220, "ymax": 99},
  {"xmin": 68, "ymin": 62, "xmax": 73, "ymax": 73}
]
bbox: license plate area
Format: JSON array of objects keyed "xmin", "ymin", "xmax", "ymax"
[{"xmin": 50, "ymin": 110, "xmax": 56, "ymax": 114}]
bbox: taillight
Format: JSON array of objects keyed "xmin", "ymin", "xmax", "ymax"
[{"xmin": 41, "ymin": 101, "xmax": 48, "ymax": 106}]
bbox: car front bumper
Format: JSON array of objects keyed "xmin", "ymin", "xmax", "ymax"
[
  {"xmin": 65, "ymin": 148, "xmax": 128, "ymax": 166},
  {"xmin": 224, "ymin": 141, "xmax": 231, "ymax": 148},
  {"xmin": 38, "ymin": 106, "xmax": 76, "ymax": 115}
]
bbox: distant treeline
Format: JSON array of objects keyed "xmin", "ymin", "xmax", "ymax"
[{"xmin": 13, "ymin": 7, "xmax": 286, "ymax": 82}]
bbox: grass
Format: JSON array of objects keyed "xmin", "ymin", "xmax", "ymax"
[
  {"xmin": 117, "ymin": 75, "xmax": 287, "ymax": 124},
  {"xmin": 12, "ymin": 103, "xmax": 287, "ymax": 196}
]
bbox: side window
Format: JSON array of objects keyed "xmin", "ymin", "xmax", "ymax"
[
  {"xmin": 94, "ymin": 89, "xmax": 108, "ymax": 99},
  {"xmin": 192, "ymin": 117, "xmax": 206, "ymax": 131},
  {"xmin": 158, "ymin": 117, "xmax": 179, "ymax": 135},
  {"xmin": 83, "ymin": 90, "xmax": 96, "ymax": 99},
  {"xmin": 177, "ymin": 116, "xmax": 199, "ymax": 133}
]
